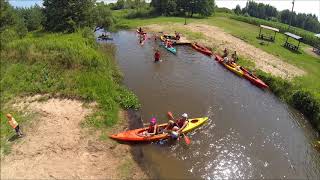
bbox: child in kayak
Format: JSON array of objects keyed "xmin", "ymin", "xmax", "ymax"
[
  {"xmin": 163, "ymin": 120, "xmax": 180, "ymax": 139},
  {"xmin": 154, "ymin": 50, "xmax": 161, "ymax": 62},
  {"xmin": 142, "ymin": 117, "xmax": 158, "ymax": 136}
]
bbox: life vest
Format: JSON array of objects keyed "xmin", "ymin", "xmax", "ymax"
[
  {"xmin": 176, "ymin": 119, "xmax": 186, "ymax": 128},
  {"xmin": 9, "ymin": 118, "xmax": 18, "ymax": 128},
  {"xmin": 148, "ymin": 125, "xmax": 158, "ymax": 133}
]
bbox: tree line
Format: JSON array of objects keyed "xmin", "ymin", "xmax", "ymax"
[
  {"xmin": 234, "ymin": 1, "xmax": 320, "ymax": 33},
  {"xmin": 150, "ymin": 0, "xmax": 215, "ymax": 17},
  {"xmin": 0, "ymin": 0, "xmax": 114, "ymax": 39}
]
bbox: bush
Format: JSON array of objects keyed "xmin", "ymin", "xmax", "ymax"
[
  {"xmin": 125, "ymin": 7, "xmax": 155, "ymax": 19},
  {"xmin": 291, "ymin": 91, "xmax": 320, "ymax": 125}
]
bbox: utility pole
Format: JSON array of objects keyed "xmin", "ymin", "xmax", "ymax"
[{"xmin": 288, "ymin": 0, "xmax": 295, "ymax": 30}]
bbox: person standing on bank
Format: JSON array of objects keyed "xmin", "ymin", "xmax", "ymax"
[{"xmin": 6, "ymin": 114, "xmax": 23, "ymax": 137}]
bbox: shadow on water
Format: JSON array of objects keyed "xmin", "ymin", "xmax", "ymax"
[{"xmin": 101, "ymin": 30, "xmax": 320, "ymax": 179}]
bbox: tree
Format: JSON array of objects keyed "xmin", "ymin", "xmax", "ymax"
[
  {"xmin": 16, "ymin": 5, "xmax": 45, "ymax": 31},
  {"xmin": 0, "ymin": 0, "xmax": 17, "ymax": 31},
  {"xmin": 234, "ymin": 5, "xmax": 241, "ymax": 15},
  {"xmin": 94, "ymin": 2, "xmax": 114, "ymax": 28},
  {"xmin": 43, "ymin": 0, "xmax": 95, "ymax": 32}
]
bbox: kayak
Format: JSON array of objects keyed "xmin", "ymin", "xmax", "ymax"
[
  {"xmin": 110, "ymin": 117, "xmax": 208, "ymax": 142},
  {"xmin": 163, "ymin": 34, "xmax": 177, "ymax": 40},
  {"xmin": 160, "ymin": 41, "xmax": 177, "ymax": 54},
  {"xmin": 191, "ymin": 43, "xmax": 212, "ymax": 56},
  {"xmin": 215, "ymin": 55, "xmax": 243, "ymax": 77},
  {"xmin": 98, "ymin": 36, "xmax": 113, "ymax": 40},
  {"xmin": 160, "ymin": 35, "xmax": 166, "ymax": 42},
  {"xmin": 241, "ymin": 67, "xmax": 269, "ymax": 89}
]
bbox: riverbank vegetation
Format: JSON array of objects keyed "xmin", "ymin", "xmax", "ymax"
[
  {"xmin": 233, "ymin": 1, "xmax": 320, "ymax": 33},
  {"xmin": 111, "ymin": 7, "xmax": 319, "ymax": 132},
  {"xmin": 0, "ymin": 0, "xmax": 139, "ymax": 154}
]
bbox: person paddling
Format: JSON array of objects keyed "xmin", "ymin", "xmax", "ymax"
[
  {"xmin": 176, "ymin": 113, "xmax": 189, "ymax": 134},
  {"xmin": 6, "ymin": 114, "xmax": 23, "ymax": 137},
  {"xmin": 154, "ymin": 50, "xmax": 161, "ymax": 62}
]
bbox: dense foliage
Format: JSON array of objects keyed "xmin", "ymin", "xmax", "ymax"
[
  {"xmin": 150, "ymin": 0, "xmax": 215, "ymax": 17},
  {"xmin": 15, "ymin": 5, "xmax": 45, "ymax": 31},
  {"xmin": 109, "ymin": 0, "xmax": 148, "ymax": 10},
  {"xmin": 231, "ymin": 15, "xmax": 320, "ymax": 47},
  {"xmin": 236, "ymin": 1, "xmax": 320, "ymax": 33},
  {"xmin": 94, "ymin": 2, "xmax": 114, "ymax": 28},
  {"xmin": 43, "ymin": 0, "xmax": 95, "ymax": 32}
]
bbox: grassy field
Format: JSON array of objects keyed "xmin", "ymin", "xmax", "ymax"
[
  {"xmin": 0, "ymin": 28, "xmax": 140, "ymax": 155},
  {"xmin": 113, "ymin": 10, "xmax": 320, "ymax": 131}
]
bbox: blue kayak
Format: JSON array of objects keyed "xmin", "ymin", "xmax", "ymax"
[{"xmin": 160, "ymin": 42, "xmax": 176, "ymax": 54}]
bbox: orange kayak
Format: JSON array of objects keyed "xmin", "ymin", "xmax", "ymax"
[{"xmin": 110, "ymin": 117, "xmax": 208, "ymax": 142}]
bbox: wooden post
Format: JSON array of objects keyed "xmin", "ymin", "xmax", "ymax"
[
  {"xmin": 297, "ymin": 40, "xmax": 301, "ymax": 49},
  {"xmin": 259, "ymin": 27, "xmax": 262, "ymax": 38},
  {"xmin": 273, "ymin": 31, "xmax": 277, "ymax": 41}
]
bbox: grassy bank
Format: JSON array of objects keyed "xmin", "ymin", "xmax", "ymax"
[
  {"xmin": 112, "ymin": 11, "xmax": 320, "ymax": 132},
  {"xmin": 0, "ymin": 28, "xmax": 140, "ymax": 154}
]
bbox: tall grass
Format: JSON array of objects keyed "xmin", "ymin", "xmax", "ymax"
[{"xmin": 0, "ymin": 29, "xmax": 140, "ymax": 154}]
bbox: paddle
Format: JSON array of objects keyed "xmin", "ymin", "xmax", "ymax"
[{"xmin": 167, "ymin": 111, "xmax": 191, "ymax": 145}]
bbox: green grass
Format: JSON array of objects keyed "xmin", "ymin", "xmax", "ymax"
[
  {"xmin": 112, "ymin": 10, "xmax": 320, "ymax": 132},
  {"xmin": 0, "ymin": 28, "xmax": 140, "ymax": 155}
]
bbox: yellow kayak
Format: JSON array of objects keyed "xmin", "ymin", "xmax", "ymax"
[
  {"xmin": 222, "ymin": 62, "xmax": 244, "ymax": 77},
  {"xmin": 110, "ymin": 117, "xmax": 208, "ymax": 142},
  {"xmin": 182, "ymin": 117, "xmax": 208, "ymax": 133}
]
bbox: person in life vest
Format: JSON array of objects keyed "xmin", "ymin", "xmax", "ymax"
[
  {"xmin": 154, "ymin": 50, "xmax": 161, "ymax": 62},
  {"xmin": 175, "ymin": 31, "xmax": 180, "ymax": 40},
  {"xmin": 231, "ymin": 51, "xmax": 238, "ymax": 63},
  {"xmin": 6, "ymin": 114, "xmax": 23, "ymax": 137},
  {"xmin": 163, "ymin": 120, "xmax": 180, "ymax": 139},
  {"xmin": 222, "ymin": 48, "xmax": 228, "ymax": 58},
  {"xmin": 175, "ymin": 113, "xmax": 189, "ymax": 134},
  {"xmin": 141, "ymin": 117, "xmax": 158, "ymax": 137}
]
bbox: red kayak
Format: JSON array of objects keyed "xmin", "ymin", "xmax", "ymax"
[
  {"xmin": 191, "ymin": 43, "xmax": 212, "ymax": 56},
  {"xmin": 240, "ymin": 67, "xmax": 269, "ymax": 89}
]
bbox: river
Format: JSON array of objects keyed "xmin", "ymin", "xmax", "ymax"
[{"xmin": 100, "ymin": 30, "xmax": 320, "ymax": 179}]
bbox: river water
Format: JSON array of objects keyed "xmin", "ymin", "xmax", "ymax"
[{"xmin": 104, "ymin": 30, "xmax": 320, "ymax": 179}]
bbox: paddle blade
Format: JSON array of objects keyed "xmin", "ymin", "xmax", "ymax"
[
  {"xmin": 184, "ymin": 134, "xmax": 191, "ymax": 145},
  {"xmin": 167, "ymin": 111, "xmax": 174, "ymax": 120}
]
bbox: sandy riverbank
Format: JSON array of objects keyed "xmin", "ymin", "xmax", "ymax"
[{"xmin": 1, "ymin": 95, "xmax": 146, "ymax": 179}]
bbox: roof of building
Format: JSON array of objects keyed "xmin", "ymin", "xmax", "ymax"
[
  {"xmin": 260, "ymin": 25, "xmax": 279, "ymax": 32},
  {"xmin": 284, "ymin": 32, "xmax": 302, "ymax": 40}
]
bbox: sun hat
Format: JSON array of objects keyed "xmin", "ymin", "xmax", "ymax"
[
  {"xmin": 150, "ymin": 117, "xmax": 157, "ymax": 124},
  {"xmin": 181, "ymin": 113, "xmax": 188, "ymax": 118}
]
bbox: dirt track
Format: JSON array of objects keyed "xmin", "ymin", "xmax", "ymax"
[
  {"xmin": 145, "ymin": 23, "xmax": 305, "ymax": 79},
  {"xmin": 1, "ymin": 96, "xmax": 146, "ymax": 179}
]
